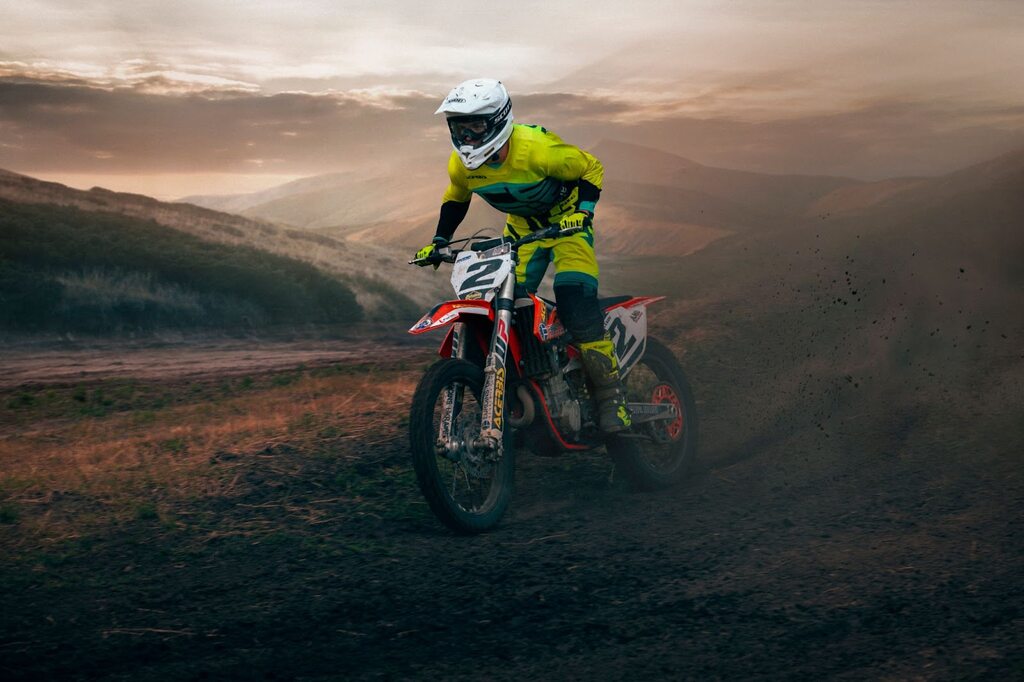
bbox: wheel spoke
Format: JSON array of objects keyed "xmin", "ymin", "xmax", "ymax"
[
  {"xmin": 618, "ymin": 344, "xmax": 694, "ymax": 479},
  {"xmin": 411, "ymin": 358, "xmax": 514, "ymax": 533},
  {"xmin": 432, "ymin": 376, "xmax": 500, "ymax": 514}
]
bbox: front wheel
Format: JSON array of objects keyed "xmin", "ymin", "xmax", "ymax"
[
  {"xmin": 409, "ymin": 358, "xmax": 514, "ymax": 533},
  {"xmin": 607, "ymin": 337, "xmax": 698, "ymax": 490}
]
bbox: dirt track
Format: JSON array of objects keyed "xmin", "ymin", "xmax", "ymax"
[
  {"xmin": 0, "ymin": 338, "xmax": 429, "ymax": 389},
  {"xmin": 1, "ymin": 334, "xmax": 1021, "ymax": 681}
]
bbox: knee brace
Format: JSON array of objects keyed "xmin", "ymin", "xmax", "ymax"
[{"xmin": 554, "ymin": 284, "xmax": 606, "ymax": 344}]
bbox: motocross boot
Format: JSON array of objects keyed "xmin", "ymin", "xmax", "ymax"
[{"xmin": 578, "ymin": 337, "xmax": 632, "ymax": 433}]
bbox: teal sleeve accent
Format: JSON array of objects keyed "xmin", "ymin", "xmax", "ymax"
[
  {"xmin": 582, "ymin": 226, "xmax": 594, "ymax": 248},
  {"xmin": 578, "ymin": 201, "xmax": 596, "ymax": 214}
]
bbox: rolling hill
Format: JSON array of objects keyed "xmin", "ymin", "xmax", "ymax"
[
  {"xmin": 184, "ymin": 167, "xmax": 443, "ymax": 233},
  {"xmin": 0, "ymin": 170, "xmax": 449, "ymax": 320},
  {"xmin": 180, "ymin": 141, "xmax": 875, "ymax": 258},
  {"xmin": 589, "ymin": 139, "xmax": 862, "ymax": 218},
  {"xmin": 601, "ymin": 142, "xmax": 1024, "ymax": 469},
  {"xmin": 0, "ymin": 199, "xmax": 362, "ymax": 334},
  {"xmin": 6, "ymin": 142, "xmax": 1020, "ymax": 334}
]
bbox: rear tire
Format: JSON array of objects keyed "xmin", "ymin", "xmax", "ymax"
[
  {"xmin": 607, "ymin": 337, "xmax": 698, "ymax": 490},
  {"xmin": 409, "ymin": 358, "xmax": 514, "ymax": 533}
]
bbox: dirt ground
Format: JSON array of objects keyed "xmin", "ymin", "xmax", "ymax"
[
  {"xmin": 0, "ymin": 326, "xmax": 1021, "ymax": 681},
  {"xmin": 0, "ymin": 336, "xmax": 430, "ymax": 389}
]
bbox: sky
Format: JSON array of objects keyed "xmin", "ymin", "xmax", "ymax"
[{"xmin": 1, "ymin": 0, "xmax": 1023, "ymax": 198}]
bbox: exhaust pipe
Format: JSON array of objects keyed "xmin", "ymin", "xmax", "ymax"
[{"xmin": 508, "ymin": 384, "xmax": 536, "ymax": 428}]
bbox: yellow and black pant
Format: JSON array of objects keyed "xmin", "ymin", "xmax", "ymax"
[{"xmin": 506, "ymin": 222, "xmax": 605, "ymax": 344}]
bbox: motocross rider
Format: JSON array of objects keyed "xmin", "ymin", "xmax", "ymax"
[{"xmin": 415, "ymin": 78, "xmax": 631, "ymax": 433}]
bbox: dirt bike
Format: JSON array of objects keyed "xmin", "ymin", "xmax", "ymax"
[{"xmin": 407, "ymin": 225, "xmax": 698, "ymax": 533}]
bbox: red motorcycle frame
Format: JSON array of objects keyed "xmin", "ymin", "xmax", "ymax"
[{"xmin": 408, "ymin": 227, "xmax": 698, "ymax": 533}]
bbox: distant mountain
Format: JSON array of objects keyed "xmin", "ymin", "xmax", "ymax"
[
  {"xmin": 589, "ymin": 139, "xmax": 862, "ymax": 218},
  {"xmin": 599, "ymin": 142, "xmax": 1024, "ymax": 345},
  {"xmin": 180, "ymin": 156, "xmax": 446, "ymax": 232},
  {"xmin": 181, "ymin": 165, "xmax": 452, "ymax": 255},
  {"xmin": 647, "ymin": 142, "xmax": 1024, "ymax": 312},
  {"xmin": 595, "ymin": 180, "xmax": 775, "ymax": 257},
  {"xmin": 575, "ymin": 141, "xmax": 865, "ymax": 256},
  {"xmin": 600, "ymin": 143, "xmax": 1024, "ymax": 471},
  {"xmin": 805, "ymin": 147, "xmax": 1024, "ymax": 219},
  {"xmin": 236, "ymin": 169, "xmax": 442, "ymax": 231},
  {"xmin": 846, "ymin": 145, "xmax": 1024, "ymax": 286},
  {"xmin": 180, "ymin": 142, "xmax": 866, "ymax": 258},
  {"xmin": 0, "ymin": 170, "xmax": 446, "ymax": 318},
  {"xmin": 881, "ymin": 147, "xmax": 1024, "ymax": 213},
  {"xmin": 181, "ymin": 171, "xmax": 364, "ymax": 214},
  {"xmin": 804, "ymin": 177, "xmax": 927, "ymax": 217}
]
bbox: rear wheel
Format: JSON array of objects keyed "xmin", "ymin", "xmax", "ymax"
[
  {"xmin": 607, "ymin": 337, "xmax": 698, "ymax": 490},
  {"xmin": 409, "ymin": 358, "xmax": 514, "ymax": 533}
]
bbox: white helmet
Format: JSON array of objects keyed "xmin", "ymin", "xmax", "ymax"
[{"xmin": 435, "ymin": 78, "xmax": 514, "ymax": 170}]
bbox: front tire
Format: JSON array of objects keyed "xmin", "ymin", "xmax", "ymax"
[
  {"xmin": 409, "ymin": 358, "xmax": 514, "ymax": 533},
  {"xmin": 607, "ymin": 337, "xmax": 698, "ymax": 490}
]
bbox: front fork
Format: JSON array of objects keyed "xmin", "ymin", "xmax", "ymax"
[
  {"xmin": 437, "ymin": 321, "xmax": 467, "ymax": 457},
  {"xmin": 436, "ymin": 272, "xmax": 515, "ymax": 460},
  {"xmin": 476, "ymin": 273, "xmax": 517, "ymax": 456}
]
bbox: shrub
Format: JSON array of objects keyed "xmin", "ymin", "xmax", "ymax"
[{"xmin": 0, "ymin": 260, "xmax": 64, "ymax": 329}]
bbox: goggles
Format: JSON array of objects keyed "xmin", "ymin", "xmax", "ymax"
[{"xmin": 448, "ymin": 117, "xmax": 491, "ymax": 147}]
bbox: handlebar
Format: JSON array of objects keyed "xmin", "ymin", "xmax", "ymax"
[
  {"xmin": 514, "ymin": 223, "xmax": 584, "ymax": 246},
  {"xmin": 408, "ymin": 224, "xmax": 584, "ymax": 267}
]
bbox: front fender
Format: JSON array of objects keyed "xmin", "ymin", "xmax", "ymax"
[{"xmin": 408, "ymin": 300, "xmax": 494, "ymax": 335}]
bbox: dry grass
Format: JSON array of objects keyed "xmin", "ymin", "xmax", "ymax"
[
  {"xmin": 56, "ymin": 269, "xmax": 204, "ymax": 312},
  {"xmin": 0, "ymin": 365, "xmax": 422, "ymax": 547}
]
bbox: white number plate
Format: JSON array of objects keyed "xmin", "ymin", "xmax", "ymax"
[
  {"xmin": 605, "ymin": 304, "xmax": 648, "ymax": 375},
  {"xmin": 451, "ymin": 245, "xmax": 513, "ymax": 300}
]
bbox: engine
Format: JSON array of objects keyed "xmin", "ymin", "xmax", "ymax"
[
  {"xmin": 540, "ymin": 355, "xmax": 588, "ymax": 437},
  {"xmin": 514, "ymin": 300, "xmax": 593, "ymax": 439}
]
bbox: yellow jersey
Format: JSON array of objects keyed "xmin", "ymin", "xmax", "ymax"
[{"xmin": 441, "ymin": 124, "xmax": 603, "ymax": 233}]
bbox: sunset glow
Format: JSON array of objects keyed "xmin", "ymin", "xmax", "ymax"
[{"xmin": 2, "ymin": 0, "xmax": 1023, "ymax": 196}]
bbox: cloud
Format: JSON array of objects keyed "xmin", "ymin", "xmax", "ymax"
[
  {"xmin": 0, "ymin": 60, "xmax": 259, "ymax": 94},
  {"xmin": 0, "ymin": 75, "xmax": 445, "ymax": 174},
  {"xmin": 3, "ymin": 1, "xmax": 1021, "ymax": 198},
  {"xmin": 2, "ymin": 71, "xmax": 1023, "ymax": 185},
  {"xmin": 571, "ymin": 100, "xmax": 1024, "ymax": 179}
]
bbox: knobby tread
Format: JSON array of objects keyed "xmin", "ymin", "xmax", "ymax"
[{"xmin": 409, "ymin": 358, "xmax": 514, "ymax": 533}]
